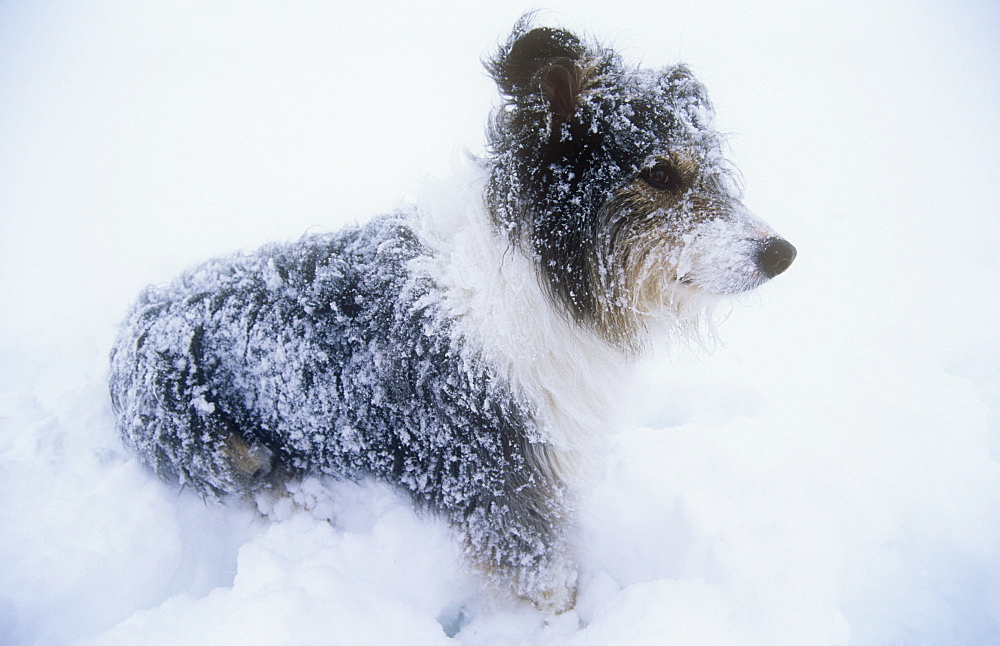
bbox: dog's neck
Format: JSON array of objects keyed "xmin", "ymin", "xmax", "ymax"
[{"xmin": 413, "ymin": 172, "xmax": 631, "ymax": 470}]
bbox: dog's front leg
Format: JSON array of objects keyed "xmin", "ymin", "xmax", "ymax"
[{"xmin": 459, "ymin": 483, "xmax": 578, "ymax": 613}]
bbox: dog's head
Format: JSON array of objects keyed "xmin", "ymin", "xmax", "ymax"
[{"xmin": 485, "ymin": 20, "xmax": 795, "ymax": 349}]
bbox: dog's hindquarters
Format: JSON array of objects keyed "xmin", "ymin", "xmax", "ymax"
[{"xmin": 109, "ymin": 263, "xmax": 286, "ymax": 497}]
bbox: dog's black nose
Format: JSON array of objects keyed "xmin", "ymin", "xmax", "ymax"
[{"xmin": 756, "ymin": 237, "xmax": 797, "ymax": 278}]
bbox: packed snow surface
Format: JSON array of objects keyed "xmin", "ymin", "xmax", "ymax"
[{"xmin": 2, "ymin": 1, "xmax": 999, "ymax": 644}]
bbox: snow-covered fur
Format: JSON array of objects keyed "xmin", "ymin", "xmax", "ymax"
[{"xmin": 109, "ymin": 20, "xmax": 795, "ymax": 612}]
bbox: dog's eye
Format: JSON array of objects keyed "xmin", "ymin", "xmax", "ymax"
[{"xmin": 642, "ymin": 164, "xmax": 678, "ymax": 191}]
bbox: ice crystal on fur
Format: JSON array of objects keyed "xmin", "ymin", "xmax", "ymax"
[{"xmin": 109, "ymin": 17, "xmax": 794, "ymax": 613}]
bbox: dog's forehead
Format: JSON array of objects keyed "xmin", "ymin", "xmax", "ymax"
[
  {"xmin": 635, "ymin": 65, "xmax": 715, "ymax": 138},
  {"xmin": 584, "ymin": 63, "xmax": 722, "ymax": 170}
]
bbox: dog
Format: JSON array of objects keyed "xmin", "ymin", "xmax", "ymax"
[{"xmin": 109, "ymin": 18, "xmax": 795, "ymax": 612}]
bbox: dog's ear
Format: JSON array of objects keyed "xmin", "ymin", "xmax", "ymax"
[
  {"xmin": 538, "ymin": 62, "xmax": 582, "ymax": 121},
  {"xmin": 661, "ymin": 65, "xmax": 716, "ymax": 130},
  {"xmin": 489, "ymin": 26, "xmax": 587, "ymax": 120}
]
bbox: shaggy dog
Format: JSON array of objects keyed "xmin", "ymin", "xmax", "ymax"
[{"xmin": 109, "ymin": 19, "xmax": 795, "ymax": 611}]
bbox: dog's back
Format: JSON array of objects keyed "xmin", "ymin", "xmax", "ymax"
[
  {"xmin": 113, "ymin": 215, "xmax": 414, "ymax": 495},
  {"xmin": 114, "ymin": 215, "xmax": 511, "ymax": 492}
]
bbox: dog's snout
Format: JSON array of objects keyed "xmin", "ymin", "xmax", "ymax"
[{"xmin": 756, "ymin": 237, "xmax": 797, "ymax": 278}]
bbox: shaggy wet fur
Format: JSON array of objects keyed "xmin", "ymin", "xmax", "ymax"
[{"xmin": 109, "ymin": 19, "xmax": 795, "ymax": 612}]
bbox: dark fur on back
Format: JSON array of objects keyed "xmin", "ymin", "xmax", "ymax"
[{"xmin": 109, "ymin": 214, "xmax": 569, "ymax": 598}]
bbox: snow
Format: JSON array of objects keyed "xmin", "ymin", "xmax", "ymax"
[{"xmin": 2, "ymin": 0, "xmax": 1000, "ymax": 644}]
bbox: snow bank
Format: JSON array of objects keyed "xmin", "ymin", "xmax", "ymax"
[{"xmin": 2, "ymin": 1, "xmax": 999, "ymax": 643}]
